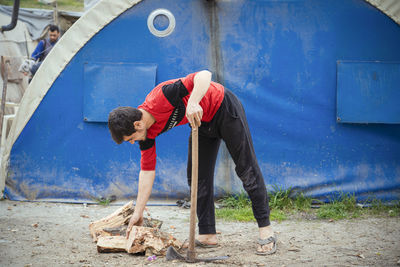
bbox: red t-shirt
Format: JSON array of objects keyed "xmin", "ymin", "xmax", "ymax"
[{"xmin": 137, "ymin": 72, "xmax": 224, "ymax": 170}]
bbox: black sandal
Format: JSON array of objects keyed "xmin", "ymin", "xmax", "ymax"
[{"xmin": 256, "ymin": 235, "xmax": 277, "ymax": 255}]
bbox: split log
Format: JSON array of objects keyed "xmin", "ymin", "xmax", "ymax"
[
  {"xmin": 89, "ymin": 201, "xmax": 162, "ymax": 242},
  {"xmin": 96, "ymin": 226, "xmax": 183, "ymax": 255},
  {"xmin": 126, "ymin": 226, "xmax": 182, "ymax": 255},
  {"xmin": 91, "ymin": 201, "xmax": 182, "ymax": 255},
  {"xmin": 97, "ymin": 236, "xmax": 126, "ymax": 253},
  {"xmin": 103, "ymin": 225, "xmax": 127, "ymax": 236}
]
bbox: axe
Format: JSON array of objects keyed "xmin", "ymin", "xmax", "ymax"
[{"xmin": 166, "ymin": 126, "xmax": 229, "ymax": 262}]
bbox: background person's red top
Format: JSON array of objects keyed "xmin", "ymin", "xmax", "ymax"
[{"xmin": 137, "ymin": 72, "xmax": 224, "ymax": 170}]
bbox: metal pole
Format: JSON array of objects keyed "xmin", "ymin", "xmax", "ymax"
[
  {"xmin": 53, "ymin": 0, "xmax": 58, "ymax": 26},
  {"xmin": 0, "ymin": 56, "xmax": 10, "ymax": 148},
  {"xmin": 0, "ymin": 0, "xmax": 21, "ymax": 32}
]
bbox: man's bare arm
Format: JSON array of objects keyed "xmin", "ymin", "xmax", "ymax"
[
  {"xmin": 186, "ymin": 70, "xmax": 212, "ymax": 127},
  {"xmin": 126, "ymin": 170, "xmax": 155, "ymax": 237}
]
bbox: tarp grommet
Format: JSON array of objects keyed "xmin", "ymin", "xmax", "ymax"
[{"xmin": 147, "ymin": 8, "xmax": 175, "ymax": 38}]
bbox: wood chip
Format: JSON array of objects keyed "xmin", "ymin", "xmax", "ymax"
[{"xmin": 81, "ymin": 215, "xmax": 90, "ymax": 218}]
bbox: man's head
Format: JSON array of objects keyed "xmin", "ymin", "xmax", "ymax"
[
  {"xmin": 48, "ymin": 25, "xmax": 60, "ymax": 43},
  {"xmin": 108, "ymin": 107, "xmax": 145, "ymax": 144}
]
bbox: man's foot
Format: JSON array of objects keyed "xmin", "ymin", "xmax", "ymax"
[
  {"xmin": 181, "ymin": 234, "xmax": 218, "ymax": 248},
  {"xmin": 257, "ymin": 225, "xmax": 276, "ymax": 255},
  {"xmin": 197, "ymin": 234, "xmax": 218, "ymax": 246}
]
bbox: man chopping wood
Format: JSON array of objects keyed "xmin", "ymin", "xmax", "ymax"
[{"xmin": 108, "ymin": 70, "xmax": 277, "ymax": 255}]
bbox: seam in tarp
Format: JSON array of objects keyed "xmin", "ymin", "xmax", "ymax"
[{"xmin": 0, "ymin": 0, "xmax": 143, "ymax": 195}]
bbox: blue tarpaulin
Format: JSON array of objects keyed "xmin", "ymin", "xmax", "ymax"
[{"xmin": 4, "ymin": 0, "xmax": 400, "ymax": 202}]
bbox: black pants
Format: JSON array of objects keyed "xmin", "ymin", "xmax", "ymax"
[{"xmin": 187, "ymin": 89, "xmax": 270, "ymax": 235}]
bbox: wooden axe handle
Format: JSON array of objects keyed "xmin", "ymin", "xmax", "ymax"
[{"xmin": 187, "ymin": 126, "xmax": 199, "ymax": 261}]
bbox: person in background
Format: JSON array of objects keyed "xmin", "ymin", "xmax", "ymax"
[
  {"xmin": 19, "ymin": 24, "xmax": 61, "ymax": 79},
  {"xmin": 29, "ymin": 24, "xmax": 60, "ymax": 76}
]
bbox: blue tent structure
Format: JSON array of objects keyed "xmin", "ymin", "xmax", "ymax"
[{"xmin": 1, "ymin": 0, "xmax": 399, "ymax": 202}]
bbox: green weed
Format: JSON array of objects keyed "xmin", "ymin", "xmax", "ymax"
[
  {"xmin": 269, "ymin": 185, "xmax": 293, "ymax": 210},
  {"xmin": 269, "ymin": 186, "xmax": 313, "ymax": 211},
  {"xmin": 218, "ymin": 191, "xmax": 251, "ymax": 209},
  {"xmin": 293, "ymin": 192, "xmax": 313, "ymax": 211},
  {"xmin": 95, "ymin": 197, "xmax": 111, "ymax": 206},
  {"xmin": 215, "ymin": 206, "xmax": 255, "ymax": 222},
  {"xmin": 216, "ymin": 192, "xmax": 254, "ymax": 222},
  {"xmin": 316, "ymin": 193, "xmax": 361, "ymax": 220},
  {"xmin": 98, "ymin": 199, "xmax": 110, "ymax": 206},
  {"xmin": 216, "ymin": 188, "xmax": 313, "ymax": 222},
  {"xmin": 367, "ymin": 198, "xmax": 400, "ymax": 217},
  {"xmin": 270, "ymin": 209, "xmax": 287, "ymax": 222}
]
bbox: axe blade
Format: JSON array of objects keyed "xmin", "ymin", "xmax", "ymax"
[{"xmin": 166, "ymin": 246, "xmax": 229, "ymax": 263}]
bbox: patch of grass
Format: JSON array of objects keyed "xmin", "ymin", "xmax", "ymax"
[
  {"xmin": 293, "ymin": 192, "xmax": 313, "ymax": 211},
  {"xmin": 216, "ymin": 188, "xmax": 311, "ymax": 222},
  {"xmin": 387, "ymin": 201, "xmax": 400, "ymax": 217},
  {"xmin": 218, "ymin": 191, "xmax": 251, "ymax": 209},
  {"xmin": 269, "ymin": 186, "xmax": 313, "ymax": 212},
  {"xmin": 215, "ymin": 188, "xmax": 400, "ymax": 223},
  {"xmin": 269, "ymin": 185, "xmax": 293, "ymax": 210},
  {"xmin": 316, "ymin": 193, "xmax": 361, "ymax": 220},
  {"xmin": 366, "ymin": 198, "xmax": 400, "ymax": 217},
  {"xmin": 215, "ymin": 206, "xmax": 255, "ymax": 222},
  {"xmin": 215, "ymin": 192, "xmax": 254, "ymax": 222},
  {"xmin": 94, "ymin": 196, "xmax": 116, "ymax": 206},
  {"xmin": 98, "ymin": 198, "xmax": 111, "ymax": 206},
  {"xmin": 0, "ymin": 0, "xmax": 84, "ymax": 12},
  {"xmin": 270, "ymin": 209, "xmax": 287, "ymax": 222},
  {"xmin": 316, "ymin": 194, "xmax": 400, "ymax": 220}
]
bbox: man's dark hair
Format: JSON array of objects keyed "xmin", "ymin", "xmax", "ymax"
[
  {"xmin": 49, "ymin": 24, "xmax": 59, "ymax": 32},
  {"xmin": 108, "ymin": 107, "xmax": 142, "ymax": 144}
]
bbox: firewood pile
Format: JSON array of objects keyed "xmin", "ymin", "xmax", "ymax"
[{"xmin": 89, "ymin": 201, "xmax": 183, "ymax": 255}]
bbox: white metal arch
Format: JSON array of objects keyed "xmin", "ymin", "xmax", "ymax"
[{"xmin": 365, "ymin": 0, "xmax": 400, "ymax": 25}]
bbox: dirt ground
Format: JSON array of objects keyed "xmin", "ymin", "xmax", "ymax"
[{"xmin": 0, "ymin": 200, "xmax": 399, "ymax": 267}]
